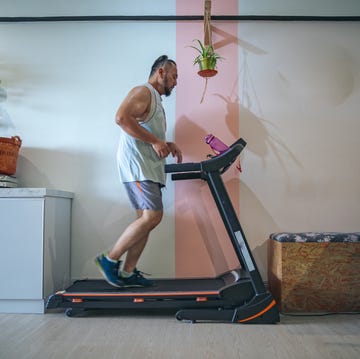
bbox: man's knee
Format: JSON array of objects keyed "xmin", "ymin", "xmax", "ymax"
[{"xmin": 142, "ymin": 209, "xmax": 163, "ymax": 230}]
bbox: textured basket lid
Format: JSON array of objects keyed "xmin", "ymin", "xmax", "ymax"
[{"xmin": 270, "ymin": 232, "xmax": 360, "ymax": 243}]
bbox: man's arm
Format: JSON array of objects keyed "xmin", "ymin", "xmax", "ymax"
[{"xmin": 115, "ymin": 86, "xmax": 170, "ymax": 159}]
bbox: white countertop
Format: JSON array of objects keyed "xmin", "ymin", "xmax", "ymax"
[{"xmin": 0, "ymin": 188, "xmax": 74, "ymax": 198}]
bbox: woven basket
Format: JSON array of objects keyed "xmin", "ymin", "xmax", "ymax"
[{"xmin": 0, "ymin": 136, "xmax": 22, "ymax": 175}]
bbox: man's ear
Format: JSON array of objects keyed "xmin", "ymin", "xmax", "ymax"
[{"xmin": 158, "ymin": 67, "xmax": 164, "ymax": 77}]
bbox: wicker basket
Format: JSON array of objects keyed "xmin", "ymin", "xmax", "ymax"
[{"xmin": 0, "ymin": 136, "xmax": 22, "ymax": 175}]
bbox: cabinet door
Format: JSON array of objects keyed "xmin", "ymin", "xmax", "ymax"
[{"xmin": 0, "ymin": 198, "xmax": 44, "ymax": 299}]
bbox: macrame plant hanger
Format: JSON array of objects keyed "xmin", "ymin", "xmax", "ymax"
[
  {"xmin": 199, "ymin": 0, "xmax": 217, "ymax": 103},
  {"xmin": 203, "ymin": 0, "xmax": 212, "ymax": 53}
]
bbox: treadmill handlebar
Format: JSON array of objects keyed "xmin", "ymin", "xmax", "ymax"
[
  {"xmin": 165, "ymin": 138, "xmax": 246, "ymax": 175},
  {"xmin": 165, "ymin": 162, "xmax": 201, "ymax": 173}
]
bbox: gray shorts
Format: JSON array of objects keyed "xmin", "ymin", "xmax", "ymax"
[{"xmin": 123, "ymin": 180, "xmax": 163, "ymax": 211}]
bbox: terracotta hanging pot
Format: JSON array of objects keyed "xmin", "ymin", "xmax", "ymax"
[{"xmin": 197, "ymin": 57, "xmax": 218, "ymax": 78}]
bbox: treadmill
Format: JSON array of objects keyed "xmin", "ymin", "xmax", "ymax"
[{"xmin": 46, "ymin": 138, "xmax": 280, "ymax": 324}]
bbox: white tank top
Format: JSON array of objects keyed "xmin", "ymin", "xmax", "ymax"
[{"xmin": 116, "ymin": 83, "xmax": 167, "ymax": 185}]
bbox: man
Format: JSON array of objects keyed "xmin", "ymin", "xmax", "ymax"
[{"xmin": 95, "ymin": 55, "xmax": 182, "ymax": 288}]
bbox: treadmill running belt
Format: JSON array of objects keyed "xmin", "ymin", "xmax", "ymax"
[{"xmin": 65, "ymin": 278, "xmax": 225, "ymax": 294}]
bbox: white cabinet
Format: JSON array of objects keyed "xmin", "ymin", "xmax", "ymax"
[{"xmin": 0, "ymin": 188, "xmax": 73, "ymax": 313}]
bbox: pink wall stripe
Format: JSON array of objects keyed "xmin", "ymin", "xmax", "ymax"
[{"xmin": 175, "ymin": 0, "xmax": 240, "ymax": 277}]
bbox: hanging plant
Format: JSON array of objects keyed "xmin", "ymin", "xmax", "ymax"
[
  {"xmin": 190, "ymin": 39, "xmax": 224, "ymax": 103},
  {"xmin": 190, "ymin": 39, "xmax": 223, "ymax": 78},
  {"xmin": 189, "ymin": 1, "xmax": 225, "ymax": 103}
]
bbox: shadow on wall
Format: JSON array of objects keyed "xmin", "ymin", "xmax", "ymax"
[
  {"xmin": 16, "ymin": 147, "xmax": 132, "ymax": 278},
  {"xmin": 212, "ymin": 27, "xmax": 302, "ymax": 179},
  {"xmin": 174, "ymin": 116, "xmax": 226, "ymax": 275},
  {"xmin": 216, "ymin": 83, "xmax": 302, "ymax": 179},
  {"xmin": 0, "ymin": 76, "xmax": 15, "ymax": 137},
  {"xmin": 239, "ymin": 180, "xmax": 281, "ymax": 271},
  {"xmin": 0, "ymin": 107, "xmax": 14, "ymax": 138},
  {"xmin": 213, "ymin": 77, "xmax": 301, "ymax": 274},
  {"xmin": 0, "ymin": 59, "xmax": 45, "ymax": 114},
  {"xmin": 212, "ymin": 25, "xmax": 267, "ymax": 56},
  {"xmin": 17, "ymin": 147, "xmax": 99, "ymax": 190},
  {"xmin": 174, "ymin": 115, "xmax": 281, "ymax": 275},
  {"xmin": 175, "ymin": 115, "xmax": 210, "ymax": 162}
]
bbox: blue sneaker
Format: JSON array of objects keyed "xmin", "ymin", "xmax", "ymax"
[
  {"xmin": 95, "ymin": 253, "xmax": 124, "ymax": 288},
  {"xmin": 120, "ymin": 268, "xmax": 155, "ymax": 287}
]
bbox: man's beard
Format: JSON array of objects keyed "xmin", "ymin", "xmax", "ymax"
[{"xmin": 164, "ymin": 75, "xmax": 172, "ymax": 97}]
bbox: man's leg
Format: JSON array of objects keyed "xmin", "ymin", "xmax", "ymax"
[
  {"xmin": 109, "ymin": 209, "xmax": 162, "ymax": 287},
  {"xmin": 95, "ymin": 181, "xmax": 162, "ymax": 287},
  {"xmin": 108, "ymin": 208, "xmax": 163, "ymax": 267}
]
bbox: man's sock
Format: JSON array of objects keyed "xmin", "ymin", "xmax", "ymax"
[
  {"xmin": 105, "ymin": 253, "xmax": 117, "ymax": 264},
  {"xmin": 121, "ymin": 270, "xmax": 133, "ymax": 278}
]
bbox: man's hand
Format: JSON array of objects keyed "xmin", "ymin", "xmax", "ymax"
[
  {"xmin": 152, "ymin": 140, "xmax": 170, "ymax": 159},
  {"xmin": 167, "ymin": 142, "xmax": 183, "ymax": 163}
]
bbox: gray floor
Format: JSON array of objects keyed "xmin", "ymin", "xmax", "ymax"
[{"xmin": 0, "ymin": 310, "xmax": 359, "ymax": 359}]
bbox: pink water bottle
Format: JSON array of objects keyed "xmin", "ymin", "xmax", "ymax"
[{"xmin": 205, "ymin": 134, "xmax": 229, "ymax": 155}]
